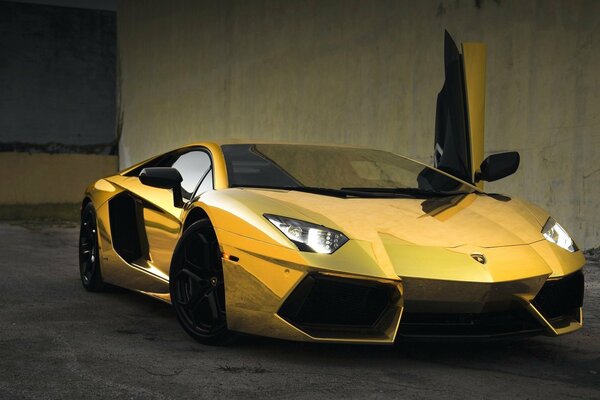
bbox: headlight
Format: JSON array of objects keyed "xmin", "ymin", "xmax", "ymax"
[
  {"xmin": 264, "ymin": 214, "xmax": 348, "ymax": 254},
  {"xmin": 542, "ymin": 217, "xmax": 578, "ymax": 252}
]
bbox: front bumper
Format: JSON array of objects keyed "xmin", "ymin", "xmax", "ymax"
[
  {"xmin": 224, "ymin": 251, "xmax": 583, "ymax": 343},
  {"xmin": 219, "ymin": 229, "xmax": 584, "ymax": 343},
  {"xmin": 274, "ymin": 270, "xmax": 584, "ymax": 342}
]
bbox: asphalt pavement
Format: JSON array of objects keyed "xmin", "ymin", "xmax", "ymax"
[{"xmin": 0, "ymin": 222, "xmax": 598, "ymax": 399}]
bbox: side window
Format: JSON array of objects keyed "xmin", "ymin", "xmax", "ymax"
[{"xmin": 170, "ymin": 151, "xmax": 211, "ymax": 199}]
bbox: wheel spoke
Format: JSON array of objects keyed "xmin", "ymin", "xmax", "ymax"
[
  {"xmin": 190, "ymin": 306, "xmax": 207, "ymax": 329},
  {"xmin": 174, "ymin": 268, "xmax": 202, "ymax": 282},
  {"xmin": 187, "ymin": 281, "xmax": 210, "ymax": 309},
  {"xmin": 174, "ymin": 269, "xmax": 209, "ymax": 307},
  {"xmin": 184, "ymin": 259, "xmax": 205, "ymax": 274},
  {"xmin": 206, "ymin": 290, "xmax": 220, "ymax": 320},
  {"xmin": 190, "ymin": 291, "xmax": 212, "ymax": 328}
]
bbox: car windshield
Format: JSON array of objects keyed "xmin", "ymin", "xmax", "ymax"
[{"xmin": 221, "ymin": 144, "xmax": 476, "ymax": 198}]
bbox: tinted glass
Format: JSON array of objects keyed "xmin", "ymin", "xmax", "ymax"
[
  {"xmin": 221, "ymin": 144, "xmax": 474, "ymax": 194},
  {"xmin": 171, "ymin": 151, "xmax": 211, "ymax": 199},
  {"xmin": 221, "ymin": 144, "xmax": 299, "ymax": 188}
]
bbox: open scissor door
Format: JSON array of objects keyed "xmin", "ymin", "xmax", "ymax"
[{"xmin": 434, "ymin": 31, "xmax": 486, "ymax": 188}]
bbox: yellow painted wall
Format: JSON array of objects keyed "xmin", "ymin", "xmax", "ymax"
[
  {"xmin": 117, "ymin": 0, "xmax": 600, "ymax": 249},
  {"xmin": 0, "ymin": 153, "xmax": 118, "ymax": 204}
]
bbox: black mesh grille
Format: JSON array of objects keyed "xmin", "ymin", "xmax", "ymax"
[
  {"xmin": 279, "ymin": 274, "xmax": 396, "ymax": 331},
  {"xmin": 399, "ymin": 309, "xmax": 543, "ymax": 337},
  {"xmin": 532, "ymin": 270, "xmax": 584, "ymax": 320}
]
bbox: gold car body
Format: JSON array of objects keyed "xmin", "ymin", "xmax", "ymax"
[{"xmin": 84, "ymin": 141, "xmax": 585, "ymax": 344}]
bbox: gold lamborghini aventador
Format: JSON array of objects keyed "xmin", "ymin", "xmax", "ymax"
[
  {"xmin": 79, "ymin": 33, "xmax": 584, "ymax": 345},
  {"xmin": 80, "ymin": 141, "xmax": 584, "ymax": 345}
]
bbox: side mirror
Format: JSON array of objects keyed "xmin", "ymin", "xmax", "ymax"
[
  {"xmin": 139, "ymin": 167, "xmax": 184, "ymax": 207},
  {"xmin": 475, "ymin": 152, "xmax": 520, "ymax": 183}
]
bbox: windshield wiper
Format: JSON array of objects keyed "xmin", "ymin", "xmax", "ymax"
[
  {"xmin": 231, "ymin": 185, "xmax": 414, "ymax": 198},
  {"xmin": 231, "ymin": 184, "xmax": 349, "ymax": 197},
  {"xmin": 340, "ymin": 187, "xmax": 473, "ymax": 198},
  {"xmin": 283, "ymin": 186, "xmax": 359, "ymax": 198}
]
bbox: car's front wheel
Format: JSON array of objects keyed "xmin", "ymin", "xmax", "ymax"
[{"xmin": 170, "ymin": 219, "xmax": 234, "ymax": 345}]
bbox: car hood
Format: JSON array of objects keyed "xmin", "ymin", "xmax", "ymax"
[{"xmin": 244, "ymin": 189, "xmax": 546, "ymax": 248}]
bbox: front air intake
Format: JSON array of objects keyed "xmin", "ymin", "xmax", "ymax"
[
  {"xmin": 532, "ymin": 270, "xmax": 584, "ymax": 320},
  {"xmin": 278, "ymin": 274, "xmax": 397, "ymax": 335},
  {"xmin": 399, "ymin": 309, "xmax": 544, "ymax": 338}
]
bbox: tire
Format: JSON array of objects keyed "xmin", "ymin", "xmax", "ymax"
[
  {"xmin": 170, "ymin": 219, "xmax": 234, "ymax": 345},
  {"xmin": 79, "ymin": 202, "xmax": 107, "ymax": 292}
]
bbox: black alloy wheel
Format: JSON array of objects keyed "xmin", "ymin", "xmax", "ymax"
[
  {"xmin": 79, "ymin": 202, "xmax": 106, "ymax": 291},
  {"xmin": 170, "ymin": 219, "xmax": 234, "ymax": 345}
]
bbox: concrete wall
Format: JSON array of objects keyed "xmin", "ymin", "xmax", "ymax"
[
  {"xmin": 0, "ymin": 153, "xmax": 118, "ymax": 204},
  {"xmin": 0, "ymin": 1, "xmax": 116, "ymax": 146},
  {"xmin": 0, "ymin": 2, "xmax": 118, "ymax": 206},
  {"xmin": 117, "ymin": 0, "xmax": 600, "ymax": 249}
]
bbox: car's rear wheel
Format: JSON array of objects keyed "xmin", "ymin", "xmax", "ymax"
[
  {"xmin": 170, "ymin": 219, "xmax": 234, "ymax": 345},
  {"xmin": 79, "ymin": 202, "xmax": 107, "ymax": 291}
]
